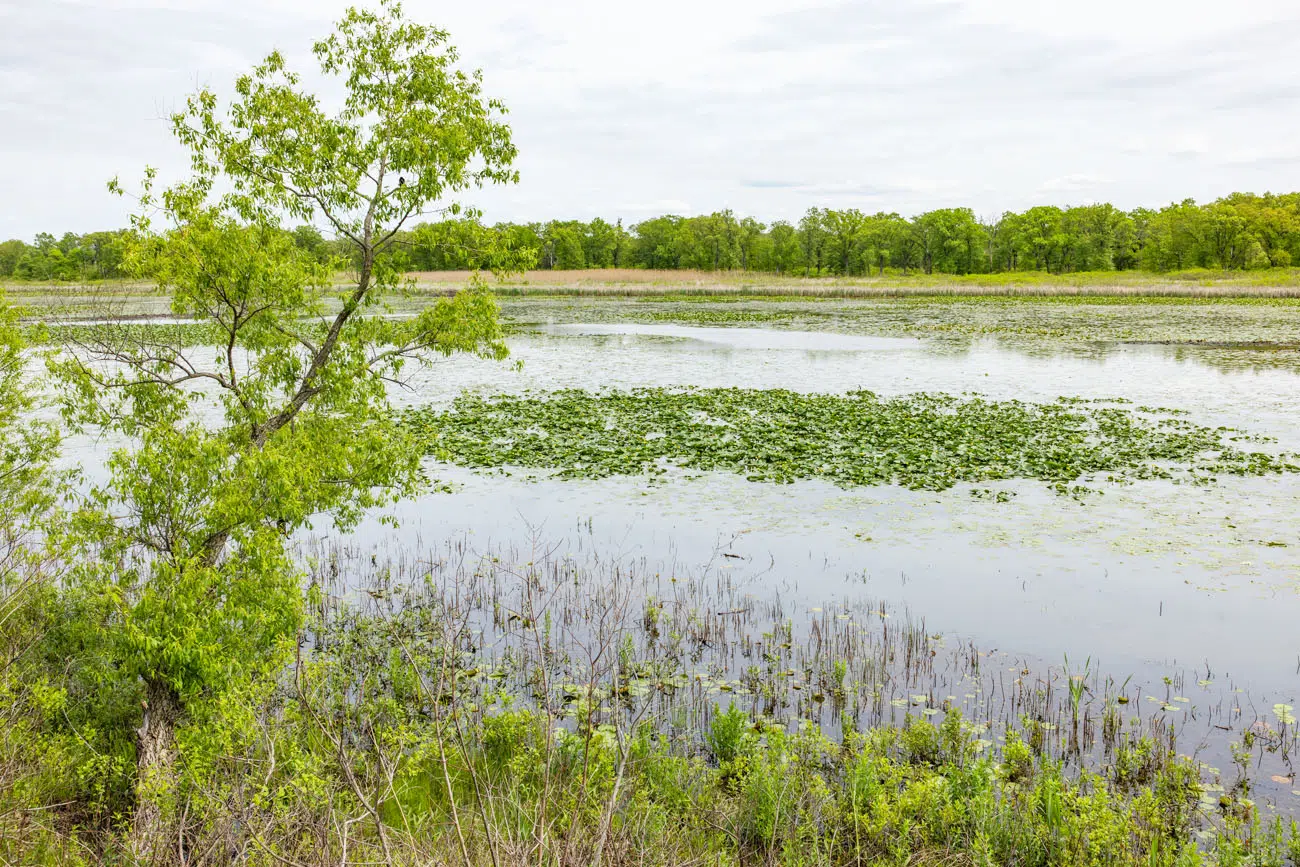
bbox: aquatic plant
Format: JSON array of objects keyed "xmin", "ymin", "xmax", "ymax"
[
  {"xmin": 406, "ymin": 387, "xmax": 1298, "ymax": 494},
  {"xmin": 499, "ymin": 294, "xmax": 1300, "ymax": 355}
]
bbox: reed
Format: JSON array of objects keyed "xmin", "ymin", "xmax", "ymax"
[{"xmin": 399, "ymin": 268, "xmax": 1300, "ymax": 299}]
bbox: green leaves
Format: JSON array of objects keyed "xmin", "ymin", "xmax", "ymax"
[
  {"xmin": 47, "ymin": 1, "xmax": 518, "ymax": 724},
  {"xmin": 172, "ymin": 0, "xmax": 516, "ymax": 245},
  {"xmin": 406, "ymin": 388, "xmax": 1298, "ymax": 493},
  {"xmin": 114, "ymin": 534, "xmax": 301, "ymax": 697},
  {"xmin": 0, "ymin": 292, "xmax": 59, "ymax": 580}
]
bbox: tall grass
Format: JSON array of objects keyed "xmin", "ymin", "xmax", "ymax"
[
  {"xmin": 11, "ymin": 268, "xmax": 1300, "ymax": 306},
  {"xmin": 2, "ymin": 536, "xmax": 1298, "ymax": 864},
  {"xmin": 403, "ymin": 268, "xmax": 1300, "ymax": 299}
]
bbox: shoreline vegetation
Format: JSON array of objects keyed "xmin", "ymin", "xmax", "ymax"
[
  {"xmin": 11, "ymin": 267, "xmax": 1300, "ymax": 309},
  {"xmin": 9, "ymin": 192, "xmax": 1300, "ymax": 285},
  {"xmin": 8, "ymin": 541, "xmax": 1300, "ymax": 865},
  {"xmin": 441, "ymin": 269, "xmax": 1300, "ymax": 299}
]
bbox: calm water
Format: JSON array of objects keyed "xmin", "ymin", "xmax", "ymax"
[
  {"xmin": 52, "ymin": 313, "xmax": 1300, "ymax": 802},
  {"xmin": 366, "ymin": 322, "xmax": 1300, "ymax": 704}
]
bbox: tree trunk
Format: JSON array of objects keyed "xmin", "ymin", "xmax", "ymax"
[{"xmin": 129, "ymin": 677, "xmax": 183, "ymax": 865}]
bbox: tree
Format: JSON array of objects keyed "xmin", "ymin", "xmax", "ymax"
[
  {"xmin": 797, "ymin": 208, "xmax": 826, "ymax": 276},
  {"xmin": 1109, "ymin": 209, "xmax": 1140, "ymax": 271},
  {"xmin": 630, "ymin": 216, "xmax": 680, "ymax": 269},
  {"xmin": 955, "ymin": 212, "xmax": 990, "ymax": 274},
  {"xmin": 547, "ymin": 223, "xmax": 586, "ymax": 269},
  {"xmin": 822, "ymin": 209, "xmax": 867, "ymax": 275},
  {"xmin": 584, "ymin": 218, "xmax": 618, "ymax": 268},
  {"xmin": 912, "ymin": 209, "xmax": 981, "ymax": 274},
  {"xmin": 863, "ymin": 213, "xmax": 909, "ymax": 275},
  {"xmin": 1241, "ymin": 198, "xmax": 1298, "ymax": 267},
  {"xmin": 51, "ymin": 1, "xmax": 516, "ymax": 858},
  {"xmin": 0, "ymin": 240, "xmax": 27, "ymax": 277},
  {"xmin": 683, "ymin": 211, "xmax": 740, "ymax": 271},
  {"xmin": 713, "ymin": 210, "xmax": 741, "ymax": 270},
  {"xmin": 496, "ymin": 221, "xmax": 543, "ymax": 270},
  {"xmin": 737, "ymin": 217, "xmax": 765, "ymax": 271},
  {"xmin": 1140, "ymin": 200, "xmax": 1205, "ymax": 271},
  {"xmin": 1203, "ymin": 203, "xmax": 1249, "ymax": 269},
  {"xmin": 0, "ymin": 290, "xmax": 59, "ymax": 650},
  {"xmin": 290, "ymin": 224, "xmax": 333, "ymax": 264},
  {"xmin": 1017, "ymin": 206, "xmax": 1065, "ymax": 272},
  {"xmin": 990, "ymin": 211, "xmax": 1026, "ymax": 271},
  {"xmin": 0, "ymin": 232, "xmax": 129, "ymax": 281},
  {"xmin": 766, "ymin": 221, "xmax": 802, "ymax": 274},
  {"xmin": 1058, "ymin": 204, "xmax": 1126, "ymax": 272}
]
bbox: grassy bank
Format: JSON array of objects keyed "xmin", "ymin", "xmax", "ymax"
[
  {"xmin": 10, "ymin": 267, "xmax": 1300, "ymax": 306},
  {"xmin": 412, "ymin": 268, "xmax": 1300, "ymax": 298},
  {"xmin": 4, "ymin": 544, "xmax": 1297, "ymax": 865}
]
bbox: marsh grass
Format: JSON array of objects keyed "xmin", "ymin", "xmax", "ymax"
[
  {"xmin": 401, "ymin": 268, "xmax": 1300, "ymax": 299},
  {"xmin": 12, "ymin": 268, "xmax": 1300, "ymax": 307},
  {"xmin": 3, "ymin": 535, "xmax": 1297, "ymax": 864},
  {"xmin": 302, "ymin": 534, "xmax": 1297, "ymax": 770},
  {"xmin": 296, "ymin": 538, "xmax": 1300, "ymax": 864}
]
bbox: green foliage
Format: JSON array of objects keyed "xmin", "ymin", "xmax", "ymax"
[
  {"xmin": 706, "ymin": 701, "xmax": 754, "ymax": 766},
  {"xmin": 0, "ymin": 294, "xmax": 59, "ymax": 552},
  {"xmin": 407, "ymin": 387, "xmax": 1297, "ymax": 494},
  {"xmin": 353, "ymin": 190, "xmax": 1300, "ymax": 278},
  {"xmin": 39, "ymin": 1, "xmax": 518, "ymax": 848},
  {"xmin": 124, "ymin": 596, "xmax": 1281, "ymax": 867},
  {"xmin": 0, "ymin": 289, "xmax": 61, "ymax": 701},
  {"xmin": 0, "ymin": 231, "xmax": 129, "ymax": 281},
  {"xmin": 395, "ymin": 217, "xmax": 537, "ymax": 272},
  {"xmin": 16, "ymin": 192, "xmax": 1300, "ymax": 283},
  {"xmin": 0, "ymin": 293, "xmax": 81, "ymax": 858}
]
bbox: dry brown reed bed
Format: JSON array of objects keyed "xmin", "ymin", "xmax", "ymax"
[
  {"xmin": 10, "ymin": 270, "xmax": 1300, "ymax": 303},
  {"xmin": 406, "ymin": 269, "xmax": 1300, "ymax": 299}
]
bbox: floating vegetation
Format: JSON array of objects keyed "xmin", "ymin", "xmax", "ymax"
[
  {"xmin": 405, "ymin": 387, "xmax": 1298, "ymax": 494},
  {"xmin": 27, "ymin": 320, "xmax": 229, "ymax": 347},
  {"xmin": 636, "ymin": 308, "xmax": 807, "ymax": 326},
  {"xmin": 500, "ymin": 295, "xmax": 1300, "ymax": 350}
]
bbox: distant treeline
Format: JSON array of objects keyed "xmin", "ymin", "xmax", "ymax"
[
  {"xmin": 0, "ymin": 232, "xmax": 129, "ymax": 281},
  {"xmin": 6, "ymin": 192, "xmax": 1300, "ymax": 280}
]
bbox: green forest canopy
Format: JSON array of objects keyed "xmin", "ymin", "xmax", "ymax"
[{"xmin": 7, "ymin": 191, "xmax": 1300, "ymax": 280}]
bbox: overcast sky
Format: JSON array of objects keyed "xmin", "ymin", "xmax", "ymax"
[{"xmin": 3, "ymin": 0, "xmax": 1300, "ymax": 239}]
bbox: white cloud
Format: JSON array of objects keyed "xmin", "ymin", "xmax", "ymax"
[
  {"xmin": 2, "ymin": 0, "xmax": 1299, "ymax": 237},
  {"xmin": 615, "ymin": 200, "xmax": 695, "ymax": 216},
  {"xmin": 1037, "ymin": 174, "xmax": 1114, "ymax": 194},
  {"xmin": 1168, "ymin": 134, "xmax": 1211, "ymax": 158}
]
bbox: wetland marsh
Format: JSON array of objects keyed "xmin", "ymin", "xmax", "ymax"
[
  {"xmin": 39, "ymin": 294, "xmax": 1300, "ymax": 690},
  {"xmin": 311, "ymin": 294, "xmax": 1300, "ymax": 815},
  {"xmin": 17, "ymin": 287, "xmax": 1300, "ymax": 858}
]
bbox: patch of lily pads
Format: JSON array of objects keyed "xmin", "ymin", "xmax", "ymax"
[{"xmin": 404, "ymin": 387, "xmax": 1299, "ymax": 494}]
